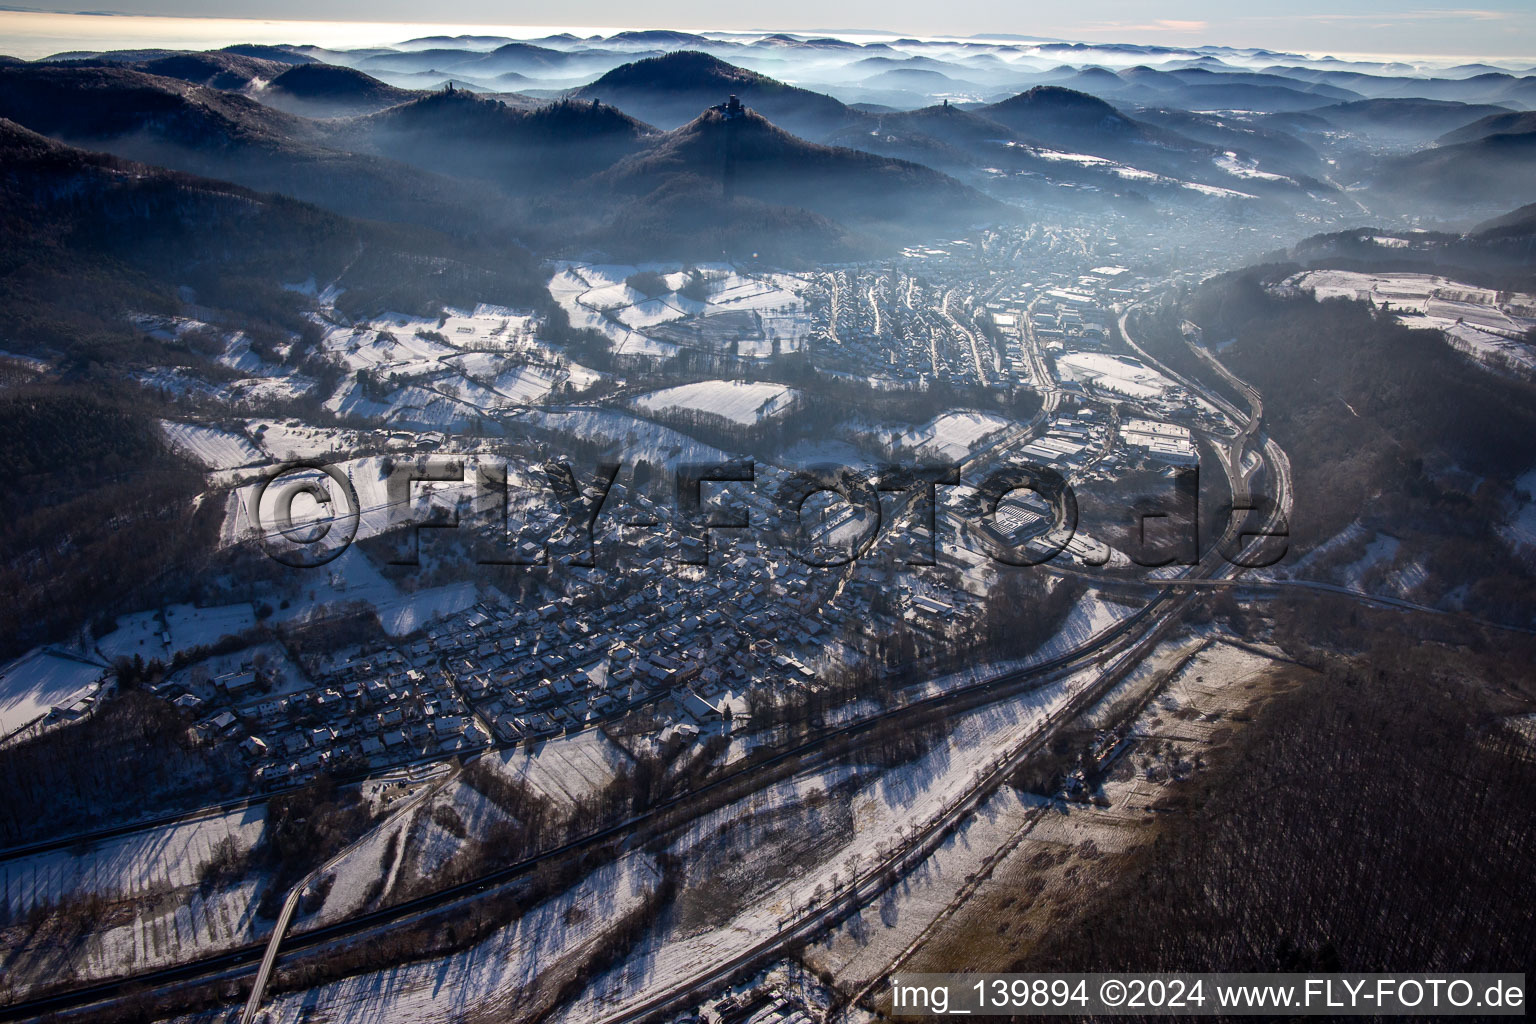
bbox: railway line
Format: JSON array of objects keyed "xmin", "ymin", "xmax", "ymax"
[{"xmin": 572, "ymin": 289, "xmax": 1295, "ymax": 1024}]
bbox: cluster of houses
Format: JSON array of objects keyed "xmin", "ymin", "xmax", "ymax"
[
  {"xmin": 434, "ymin": 553, "xmax": 836, "ymax": 744},
  {"xmin": 806, "ymin": 265, "xmax": 1013, "ymax": 391},
  {"xmin": 805, "ymin": 271, "xmax": 929, "ymax": 389},
  {"xmin": 798, "ymin": 237, "xmax": 1151, "ymax": 401},
  {"xmin": 152, "ymin": 537, "xmax": 879, "ymax": 789},
  {"xmin": 160, "ymin": 647, "xmax": 488, "ymax": 789}
]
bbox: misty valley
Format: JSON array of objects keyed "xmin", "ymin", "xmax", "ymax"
[{"xmin": 0, "ymin": 17, "xmax": 1533, "ymax": 1024}]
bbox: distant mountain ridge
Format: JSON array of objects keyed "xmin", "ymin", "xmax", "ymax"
[
  {"xmin": 570, "ymin": 51, "xmax": 859, "ymax": 138},
  {"xmin": 980, "ymin": 85, "xmax": 1139, "ymax": 138},
  {"xmin": 1471, "ymin": 201, "xmax": 1536, "ymax": 240},
  {"xmin": 1437, "ymin": 109, "xmax": 1536, "ymax": 146},
  {"xmin": 574, "ymin": 105, "xmax": 1006, "ymax": 260},
  {"xmin": 0, "ymin": 115, "xmax": 545, "ymax": 331},
  {"xmin": 0, "ymin": 63, "xmax": 524, "ymax": 240},
  {"xmin": 0, "ymin": 59, "xmax": 1003, "ymax": 263},
  {"xmin": 1372, "ymin": 127, "xmax": 1536, "ymax": 212},
  {"xmin": 133, "ymin": 51, "xmax": 289, "ymax": 90},
  {"xmin": 261, "ymin": 63, "xmax": 418, "ymax": 116},
  {"xmin": 974, "ymin": 85, "xmax": 1297, "ymax": 192},
  {"xmin": 1309, "ymin": 98, "xmax": 1516, "ymax": 144},
  {"xmin": 1, "ymin": 37, "xmax": 1529, "ymax": 260},
  {"xmin": 341, "ymin": 88, "xmax": 656, "ymax": 191}
]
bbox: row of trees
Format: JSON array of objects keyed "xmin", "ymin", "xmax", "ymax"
[{"xmin": 0, "ymin": 692, "xmax": 245, "ymax": 847}]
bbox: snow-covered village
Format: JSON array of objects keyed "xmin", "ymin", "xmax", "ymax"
[{"xmin": 2, "ymin": 13, "xmax": 1536, "ymax": 1024}]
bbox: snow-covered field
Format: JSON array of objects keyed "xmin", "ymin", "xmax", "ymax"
[
  {"xmin": 892, "ymin": 410, "xmax": 1013, "ymax": 459},
  {"xmin": 221, "ymin": 453, "xmax": 474, "ymax": 556},
  {"xmin": 159, "ymin": 421, "xmax": 265, "ymax": 471},
  {"xmin": 1057, "ymin": 351, "xmax": 1179, "ymax": 402},
  {"xmin": 219, "ymin": 472, "xmax": 492, "ymax": 631},
  {"xmin": 1022, "ymin": 146, "xmax": 1257, "ymax": 198},
  {"xmin": 319, "ymin": 319, "xmax": 458, "ymax": 374},
  {"xmin": 439, "ymin": 354, "xmax": 589, "ymax": 407},
  {"xmin": 81, "ymin": 878, "xmax": 267, "ymax": 984},
  {"xmin": 487, "ymin": 364, "xmax": 561, "ymax": 404},
  {"xmin": 308, "ymin": 301, "xmax": 600, "ymax": 424},
  {"xmin": 219, "ymin": 374, "xmax": 318, "ymax": 405},
  {"xmin": 307, "ymin": 807, "xmax": 411, "ymax": 925},
  {"xmin": 777, "ymin": 439, "xmax": 883, "ymax": 472},
  {"xmin": 0, "ymin": 648, "xmax": 108, "ymax": 739},
  {"xmin": 552, "ymin": 668, "xmax": 1098, "ymax": 1024},
  {"xmin": 374, "ymin": 582, "xmax": 484, "ymax": 637},
  {"xmin": 615, "ymin": 297, "xmax": 688, "ymax": 329},
  {"xmin": 307, "ymin": 776, "xmax": 516, "ymax": 928},
  {"xmin": 633, "ymin": 380, "xmax": 801, "ymax": 427},
  {"xmin": 523, "ymin": 408, "xmax": 735, "ymax": 469},
  {"xmin": 550, "ymin": 262, "xmax": 809, "ymax": 359},
  {"xmin": 1284, "ymin": 270, "xmax": 1536, "ymax": 376},
  {"xmin": 437, "ymin": 306, "xmax": 538, "ymax": 348},
  {"xmin": 0, "ymin": 805, "xmax": 266, "ymax": 917},
  {"xmin": 97, "ymin": 603, "xmax": 257, "ymax": 662},
  {"xmin": 477, "ymin": 729, "xmax": 633, "ymax": 810},
  {"xmin": 1136, "ymin": 641, "xmax": 1287, "ymax": 742},
  {"xmin": 1286, "ymin": 269, "xmax": 1463, "ymax": 310},
  {"xmin": 0, "ymin": 804, "xmax": 271, "ymax": 995},
  {"xmin": 1027, "ymin": 591, "xmax": 1142, "ymax": 662},
  {"xmin": 559, "ymin": 301, "xmax": 673, "ymax": 357},
  {"xmin": 1214, "ymin": 151, "xmax": 1290, "ymax": 183},
  {"xmin": 325, "ymin": 379, "xmax": 490, "ymax": 432},
  {"xmin": 406, "ymin": 782, "xmax": 513, "ymax": 883},
  {"xmin": 258, "ymin": 854, "xmax": 660, "ymax": 1024},
  {"xmin": 248, "ymin": 421, "xmax": 364, "ymax": 462},
  {"xmin": 266, "ymin": 546, "xmax": 401, "ymax": 625},
  {"xmin": 134, "ymin": 366, "xmax": 225, "ymax": 400},
  {"xmin": 708, "ymin": 276, "xmax": 806, "ymax": 314},
  {"xmin": 1442, "ymin": 321, "xmax": 1536, "ymax": 376}
]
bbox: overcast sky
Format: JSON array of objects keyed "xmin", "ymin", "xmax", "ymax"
[{"xmin": 2, "ymin": 1, "xmax": 1533, "ymax": 58}]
